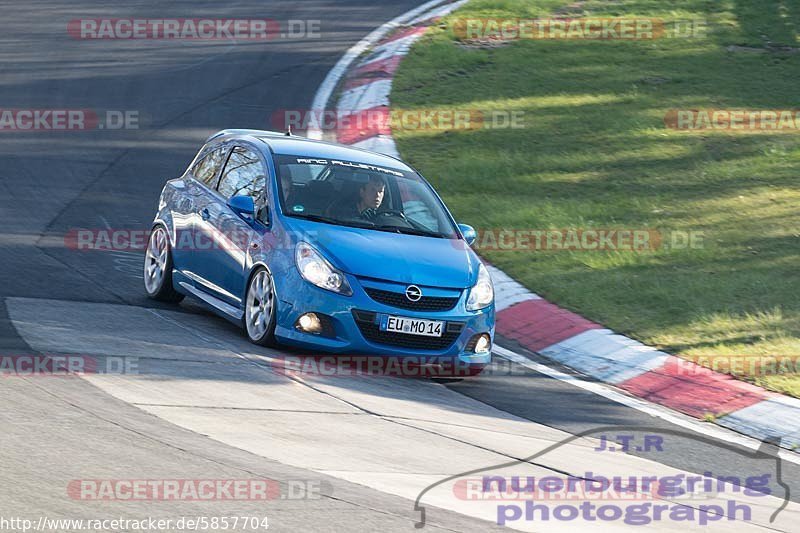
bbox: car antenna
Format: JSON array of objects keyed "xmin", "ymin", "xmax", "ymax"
[{"xmin": 285, "ymin": 125, "xmax": 292, "ymax": 136}]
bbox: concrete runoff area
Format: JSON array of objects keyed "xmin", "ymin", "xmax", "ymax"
[
  {"xmin": 7, "ymin": 297, "xmax": 799, "ymax": 531},
  {"xmin": 0, "ymin": 0, "xmax": 797, "ymax": 530}
]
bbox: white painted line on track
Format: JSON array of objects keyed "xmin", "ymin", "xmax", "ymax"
[
  {"xmin": 350, "ymin": 136, "xmax": 400, "ymax": 158},
  {"xmin": 313, "ymin": 0, "xmax": 800, "ymax": 462},
  {"xmin": 337, "ymin": 79, "xmax": 393, "ymax": 114},
  {"xmin": 308, "ymin": 0, "xmax": 454, "ymax": 140},
  {"xmin": 7, "ymin": 297, "xmax": 798, "ymax": 531},
  {"xmin": 408, "ymin": 0, "xmax": 469, "ymax": 25},
  {"xmin": 493, "ymin": 345, "xmax": 800, "ymax": 466}
]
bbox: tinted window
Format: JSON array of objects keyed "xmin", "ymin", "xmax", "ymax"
[
  {"xmin": 218, "ymin": 147, "xmax": 266, "ymax": 201},
  {"xmin": 192, "ymin": 146, "xmax": 227, "ymax": 188},
  {"xmin": 398, "ymin": 179, "xmax": 442, "ymax": 233},
  {"xmin": 273, "ymin": 155, "xmax": 457, "ymax": 239}
]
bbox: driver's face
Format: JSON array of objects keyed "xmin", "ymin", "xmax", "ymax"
[{"xmin": 360, "ymin": 181, "xmax": 385, "ymax": 209}]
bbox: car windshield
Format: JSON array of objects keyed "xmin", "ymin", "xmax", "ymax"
[{"xmin": 274, "ymin": 154, "xmax": 458, "ymax": 239}]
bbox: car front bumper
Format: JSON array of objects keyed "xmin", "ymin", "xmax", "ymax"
[{"xmin": 272, "ymin": 269, "xmax": 494, "ymax": 367}]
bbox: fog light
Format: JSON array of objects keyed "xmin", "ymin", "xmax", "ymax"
[
  {"xmin": 297, "ymin": 313, "xmax": 322, "ymax": 334},
  {"xmin": 474, "ymin": 334, "xmax": 491, "ymax": 354}
]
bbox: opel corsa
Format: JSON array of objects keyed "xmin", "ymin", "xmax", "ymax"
[{"xmin": 144, "ymin": 130, "xmax": 494, "ymax": 373}]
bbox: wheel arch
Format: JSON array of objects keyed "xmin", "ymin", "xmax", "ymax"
[
  {"xmin": 244, "ymin": 261, "xmax": 278, "ymax": 303},
  {"xmin": 151, "ymin": 215, "xmax": 175, "ymax": 247}
]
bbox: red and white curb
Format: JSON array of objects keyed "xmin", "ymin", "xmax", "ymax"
[{"xmin": 310, "ymin": 0, "xmax": 800, "ymax": 453}]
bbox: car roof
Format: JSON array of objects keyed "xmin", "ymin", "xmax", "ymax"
[{"xmin": 206, "ymin": 129, "xmax": 414, "ymax": 172}]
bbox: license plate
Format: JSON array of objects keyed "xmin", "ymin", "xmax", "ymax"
[{"xmin": 380, "ymin": 315, "xmax": 443, "ymax": 337}]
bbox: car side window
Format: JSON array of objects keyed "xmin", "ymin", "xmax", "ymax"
[
  {"xmin": 191, "ymin": 146, "xmax": 227, "ymax": 188},
  {"xmin": 218, "ymin": 146, "xmax": 266, "ymax": 202}
]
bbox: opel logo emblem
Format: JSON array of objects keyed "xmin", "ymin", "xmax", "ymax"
[{"xmin": 405, "ymin": 285, "xmax": 422, "ymax": 302}]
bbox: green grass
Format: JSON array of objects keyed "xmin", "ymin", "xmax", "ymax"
[{"xmin": 392, "ymin": 0, "xmax": 800, "ymax": 396}]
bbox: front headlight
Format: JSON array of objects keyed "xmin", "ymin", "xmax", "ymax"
[
  {"xmin": 466, "ymin": 263, "xmax": 494, "ymax": 311},
  {"xmin": 295, "ymin": 242, "xmax": 352, "ymax": 295}
]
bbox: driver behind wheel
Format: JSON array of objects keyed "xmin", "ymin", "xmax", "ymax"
[{"xmin": 329, "ymin": 174, "xmax": 386, "ymax": 221}]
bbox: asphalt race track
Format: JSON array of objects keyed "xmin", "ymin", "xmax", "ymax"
[{"xmin": 1, "ymin": 1, "xmax": 799, "ymax": 531}]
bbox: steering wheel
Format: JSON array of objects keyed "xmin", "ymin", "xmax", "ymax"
[{"xmin": 378, "ymin": 209, "xmax": 407, "ymax": 220}]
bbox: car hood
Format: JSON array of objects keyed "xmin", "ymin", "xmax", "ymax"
[{"xmin": 284, "ymin": 218, "xmax": 479, "ymax": 288}]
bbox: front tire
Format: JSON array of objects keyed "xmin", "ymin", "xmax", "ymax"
[
  {"xmin": 143, "ymin": 225, "xmax": 184, "ymax": 303},
  {"xmin": 244, "ymin": 267, "xmax": 277, "ymax": 346}
]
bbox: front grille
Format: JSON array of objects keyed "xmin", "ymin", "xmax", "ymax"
[
  {"xmin": 352, "ymin": 310, "xmax": 463, "ymax": 351},
  {"xmin": 364, "ymin": 287, "xmax": 460, "ymax": 312}
]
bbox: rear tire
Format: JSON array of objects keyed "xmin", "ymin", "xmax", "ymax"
[
  {"xmin": 143, "ymin": 225, "xmax": 184, "ymax": 303},
  {"xmin": 244, "ymin": 267, "xmax": 277, "ymax": 346}
]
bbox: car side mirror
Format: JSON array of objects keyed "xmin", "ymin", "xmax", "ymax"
[
  {"xmin": 228, "ymin": 195, "xmax": 256, "ymax": 219},
  {"xmin": 458, "ymin": 223, "xmax": 476, "ymax": 246}
]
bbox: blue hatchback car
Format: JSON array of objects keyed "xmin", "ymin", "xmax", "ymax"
[{"xmin": 144, "ymin": 130, "xmax": 494, "ymax": 373}]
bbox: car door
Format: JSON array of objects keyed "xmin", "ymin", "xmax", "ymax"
[
  {"xmin": 192, "ymin": 144, "xmax": 268, "ymax": 307},
  {"xmin": 180, "ymin": 144, "xmax": 230, "ymax": 282}
]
